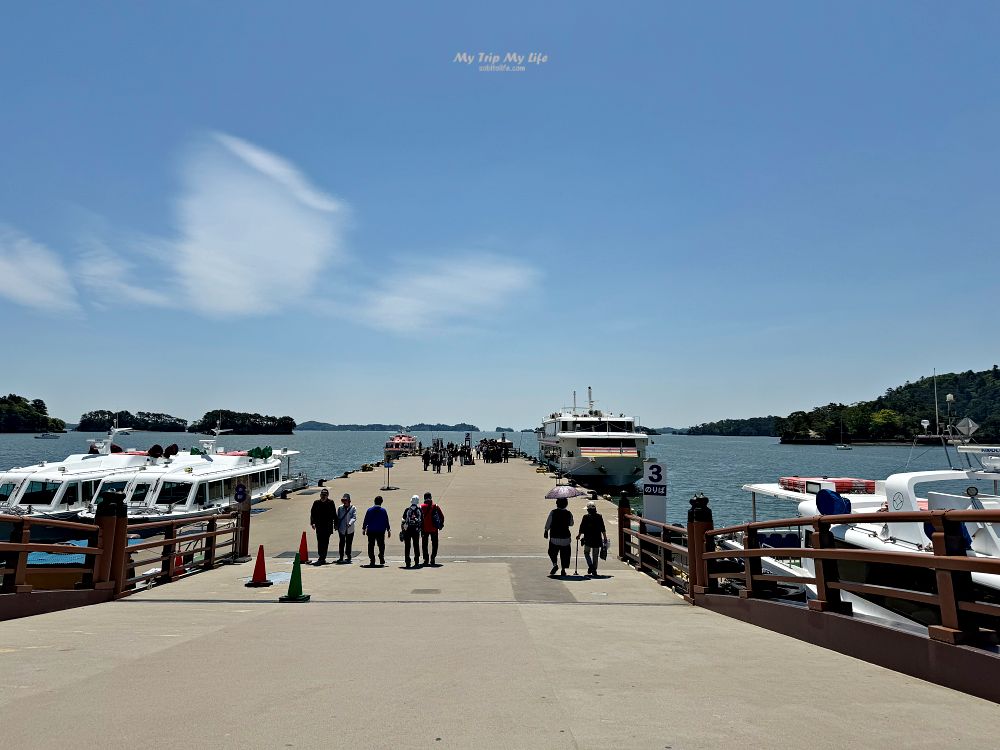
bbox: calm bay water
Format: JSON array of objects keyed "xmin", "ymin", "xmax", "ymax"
[{"xmin": 0, "ymin": 431, "xmax": 980, "ymax": 526}]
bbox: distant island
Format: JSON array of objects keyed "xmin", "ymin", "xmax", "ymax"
[
  {"xmin": 0, "ymin": 394, "xmax": 66, "ymax": 433},
  {"xmin": 495, "ymin": 426, "xmax": 514, "ymax": 432},
  {"xmin": 297, "ymin": 421, "xmax": 480, "ymax": 432},
  {"xmin": 189, "ymin": 410, "xmax": 295, "ymax": 435},
  {"xmin": 76, "ymin": 410, "xmax": 188, "ymax": 432},
  {"xmin": 520, "ymin": 428, "xmax": 535, "ymax": 432},
  {"xmin": 684, "ymin": 366, "xmax": 1000, "ymax": 443}
]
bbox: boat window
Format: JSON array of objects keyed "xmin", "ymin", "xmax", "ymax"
[
  {"xmin": 61, "ymin": 482, "xmax": 79, "ymax": 506},
  {"xmin": 95, "ymin": 481, "xmax": 128, "ymax": 503},
  {"xmin": 576, "ymin": 438, "xmax": 638, "ymax": 448},
  {"xmin": 224, "ymin": 477, "xmax": 234, "ymax": 499},
  {"xmin": 157, "ymin": 482, "xmax": 192, "ymax": 505},
  {"xmin": 20, "ymin": 480, "xmax": 60, "ymax": 506},
  {"xmin": 267, "ymin": 468, "xmax": 278, "ymax": 484},
  {"xmin": 81, "ymin": 481, "xmax": 96, "ymax": 503},
  {"xmin": 129, "ymin": 483, "xmax": 152, "ymax": 506},
  {"xmin": 0, "ymin": 482, "xmax": 15, "ymax": 503},
  {"xmin": 208, "ymin": 480, "xmax": 224, "ymax": 502}
]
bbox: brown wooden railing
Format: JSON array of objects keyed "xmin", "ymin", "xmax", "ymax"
[
  {"xmin": 616, "ymin": 496, "xmax": 1000, "ymax": 647},
  {"xmin": 1, "ymin": 498, "xmax": 252, "ymax": 621}
]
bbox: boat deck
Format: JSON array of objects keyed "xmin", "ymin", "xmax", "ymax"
[{"xmin": 0, "ymin": 456, "xmax": 996, "ymax": 748}]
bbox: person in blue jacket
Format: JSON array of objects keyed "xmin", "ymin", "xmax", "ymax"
[{"xmin": 362, "ymin": 495, "xmax": 391, "ymax": 567}]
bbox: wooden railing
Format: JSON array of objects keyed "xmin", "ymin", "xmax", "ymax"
[
  {"xmin": 1, "ymin": 499, "xmax": 252, "ymax": 620},
  {"xmin": 616, "ymin": 496, "xmax": 1000, "ymax": 647}
]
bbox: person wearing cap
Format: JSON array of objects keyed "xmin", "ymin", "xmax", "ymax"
[
  {"xmin": 577, "ymin": 501, "xmax": 608, "ymax": 576},
  {"xmin": 401, "ymin": 495, "xmax": 423, "ymax": 568},
  {"xmin": 336, "ymin": 493, "xmax": 357, "ymax": 563},
  {"xmin": 362, "ymin": 495, "xmax": 391, "ymax": 567},
  {"xmin": 309, "ymin": 488, "xmax": 337, "ymax": 565}
]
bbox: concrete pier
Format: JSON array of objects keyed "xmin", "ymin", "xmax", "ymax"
[{"xmin": 1, "ymin": 456, "xmax": 997, "ymax": 749}]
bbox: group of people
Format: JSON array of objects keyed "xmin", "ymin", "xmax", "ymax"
[
  {"xmin": 543, "ymin": 499, "xmax": 609, "ymax": 577},
  {"xmin": 475, "ymin": 439, "xmax": 509, "ymax": 463},
  {"xmin": 309, "ymin": 489, "xmax": 445, "ymax": 567}
]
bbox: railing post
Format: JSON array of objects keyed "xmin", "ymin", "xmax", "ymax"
[
  {"xmin": 807, "ymin": 519, "xmax": 852, "ymax": 615},
  {"xmin": 928, "ymin": 513, "xmax": 977, "ymax": 644},
  {"xmin": 203, "ymin": 517, "xmax": 218, "ymax": 570},
  {"xmin": 687, "ymin": 493, "xmax": 714, "ymax": 595},
  {"xmin": 740, "ymin": 525, "xmax": 762, "ymax": 599},
  {"xmin": 5, "ymin": 520, "xmax": 32, "ymax": 594},
  {"xmin": 159, "ymin": 523, "xmax": 177, "ymax": 583},
  {"xmin": 234, "ymin": 499, "xmax": 252, "ymax": 563},
  {"xmin": 659, "ymin": 526, "xmax": 671, "ymax": 586},
  {"xmin": 617, "ymin": 498, "xmax": 629, "ymax": 562},
  {"xmin": 92, "ymin": 501, "xmax": 120, "ymax": 589}
]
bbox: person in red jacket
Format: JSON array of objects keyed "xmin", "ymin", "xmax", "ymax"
[{"xmin": 420, "ymin": 491, "xmax": 444, "ymax": 565}]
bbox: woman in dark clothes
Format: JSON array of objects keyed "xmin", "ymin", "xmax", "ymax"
[
  {"xmin": 544, "ymin": 497, "xmax": 574, "ymax": 576},
  {"xmin": 577, "ymin": 501, "xmax": 608, "ymax": 576}
]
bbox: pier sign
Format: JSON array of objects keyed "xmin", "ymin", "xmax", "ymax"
[{"xmin": 642, "ymin": 459, "xmax": 667, "ymax": 528}]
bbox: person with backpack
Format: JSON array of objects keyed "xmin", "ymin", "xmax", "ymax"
[
  {"xmin": 420, "ymin": 491, "xmax": 444, "ymax": 565},
  {"xmin": 336, "ymin": 493, "xmax": 357, "ymax": 563},
  {"xmin": 577, "ymin": 500, "xmax": 608, "ymax": 576},
  {"xmin": 544, "ymin": 497, "xmax": 574, "ymax": 577},
  {"xmin": 362, "ymin": 495, "xmax": 391, "ymax": 567},
  {"xmin": 401, "ymin": 495, "xmax": 423, "ymax": 568}
]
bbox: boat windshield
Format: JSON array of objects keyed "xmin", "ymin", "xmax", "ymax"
[
  {"xmin": 95, "ymin": 481, "xmax": 128, "ymax": 503},
  {"xmin": 19, "ymin": 480, "xmax": 61, "ymax": 506},
  {"xmin": 0, "ymin": 482, "xmax": 15, "ymax": 504},
  {"xmin": 157, "ymin": 481, "xmax": 192, "ymax": 505},
  {"xmin": 573, "ymin": 421, "xmax": 633, "ymax": 432}
]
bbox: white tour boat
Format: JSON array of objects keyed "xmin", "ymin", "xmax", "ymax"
[
  {"xmin": 729, "ymin": 446, "xmax": 1000, "ymax": 629},
  {"xmin": 0, "ymin": 427, "xmax": 198, "ymax": 540},
  {"xmin": 536, "ymin": 388, "xmax": 649, "ymax": 491},
  {"xmin": 80, "ymin": 436, "xmax": 304, "ymax": 527},
  {"xmin": 384, "ymin": 431, "xmax": 418, "ymax": 459}
]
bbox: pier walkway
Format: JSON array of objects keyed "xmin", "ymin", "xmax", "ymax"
[{"xmin": 1, "ymin": 457, "xmax": 997, "ymax": 748}]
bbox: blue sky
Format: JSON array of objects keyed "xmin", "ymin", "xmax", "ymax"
[{"xmin": 1, "ymin": 2, "xmax": 998, "ymax": 429}]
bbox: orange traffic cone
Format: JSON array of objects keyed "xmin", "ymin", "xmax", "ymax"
[
  {"xmin": 298, "ymin": 531, "xmax": 310, "ymax": 565},
  {"xmin": 245, "ymin": 545, "xmax": 273, "ymax": 587},
  {"xmin": 174, "ymin": 554, "xmax": 185, "ymax": 576}
]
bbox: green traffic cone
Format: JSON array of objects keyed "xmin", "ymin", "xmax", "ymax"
[{"xmin": 279, "ymin": 552, "xmax": 311, "ymax": 602}]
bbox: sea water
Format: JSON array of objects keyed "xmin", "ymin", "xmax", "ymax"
[{"xmin": 0, "ymin": 431, "xmax": 985, "ymax": 527}]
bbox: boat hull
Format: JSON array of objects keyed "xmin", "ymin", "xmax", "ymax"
[{"xmin": 542, "ymin": 454, "xmax": 644, "ymax": 492}]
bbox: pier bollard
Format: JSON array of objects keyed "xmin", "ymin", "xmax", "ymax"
[
  {"xmin": 234, "ymin": 498, "xmax": 252, "ymax": 563},
  {"xmin": 687, "ymin": 493, "xmax": 715, "ymax": 596}
]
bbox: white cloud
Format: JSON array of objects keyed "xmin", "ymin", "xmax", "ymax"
[
  {"xmin": 0, "ymin": 225, "xmax": 80, "ymax": 313},
  {"xmin": 76, "ymin": 236, "xmax": 172, "ymax": 309},
  {"xmin": 353, "ymin": 253, "xmax": 540, "ymax": 333},
  {"xmin": 172, "ymin": 133, "xmax": 348, "ymax": 316}
]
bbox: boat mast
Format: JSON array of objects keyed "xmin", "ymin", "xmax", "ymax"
[
  {"xmin": 934, "ymin": 369, "xmax": 940, "ymax": 436},
  {"xmin": 587, "ymin": 386, "xmax": 593, "ymax": 413}
]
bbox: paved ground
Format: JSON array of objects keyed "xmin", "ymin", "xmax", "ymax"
[{"xmin": 1, "ymin": 455, "xmax": 997, "ymax": 748}]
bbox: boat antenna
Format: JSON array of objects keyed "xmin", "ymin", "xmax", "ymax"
[
  {"xmin": 933, "ymin": 369, "xmax": 940, "ymax": 436},
  {"xmin": 573, "ymin": 390, "xmax": 577, "ymax": 413},
  {"xmin": 587, "ymin": 386, "xmax": 594, "ymax": 414}
]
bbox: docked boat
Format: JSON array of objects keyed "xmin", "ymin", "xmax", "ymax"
[
  {"xmin": 384, "ymin": 431, "xmax": 418, "ymax": 459},
  {"xmin": 79, "ymin": 436, "xmax": 304, "ymax": 527},
  {"xmin": 536, "ymin": 388, "xmax": 649, "ymax": 491},
  {"xmin": 726, "ymin": 446, "xmax": 1000, "ymax": 628},
  {"xmin": 34, "ymin": 432, "xmax": 61, "ymax": 439},
  {"xmin": 0, "ymin": 427, "xmax": 196, "ymax": 540}
]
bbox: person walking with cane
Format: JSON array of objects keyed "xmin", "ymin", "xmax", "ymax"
[
  {"xmin": 543, "ymin": 497, "xmax": 574, "ymax": 577},
  {"xmin": 577, "ymin": 500, "xmax": 608, "ymax": 577}
]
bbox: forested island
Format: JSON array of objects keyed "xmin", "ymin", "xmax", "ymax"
[
  {"xmin": 495, "ymin": 426, "xmax": 514, "ymax": 432},
  {"xmin": 0, "ymin": 394, "xmax": 66, "ymax": 433},
  {"xmin": 188, "ymin": 410, "xmax": 296, "ymax": 435},
  {"xmin": 685, "ymin": 367, "xmax": 1000, "ymax": 443},
  {"xmin": 76, "ymin": 410, "xmax": 188, "ymax": 432},
  {"xmin": 297, "ymin": 421, "xmax": 480, "ymax": 432}
]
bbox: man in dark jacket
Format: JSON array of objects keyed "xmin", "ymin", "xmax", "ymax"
[
  {"xmin": 422, "ymin": 449, "xmax": 431, "ymax": 471},
  {"xmin": 362, "ymin": 495, "xmax": 391, "ymax": 566},
  {"xmin": 420, "ymin": 491, "xmax": 444, "ymax": 565},
  {"xmin": 309, "ymin": 488, "xmax": 337, "ymax": 565}
]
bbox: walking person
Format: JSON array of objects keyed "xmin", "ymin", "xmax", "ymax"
[
  {"xmin": 420, "ymin": 491, "xmax": 444, "ymax": 565},
  {"xmin": 446, "ymin": 451, "xmax": 454, "ymax": 473},
  {"xmin": 401, "ymin": 495, "xmax": 423, "ymax": 568},
  {"xmin": 422, "ymin": 449, "xmax": 430, "ymax": 471},
  {"xmin": 336, "ymin": 493, "xmax": 357, "ymax": 563},
  {"xmin": 309, "ymin": 488, "xmax": 336, "ymax": 565},
  {"xmin": 577, "ymin": 501, "xmax": 608, "ymax": 576},
  {"xmin": 544, "ymin": 497, "xmax": 574, "ymax": 577},
  {"xmin": 362, "ymin": 495, "xmax": 391, "ymax": 567}
]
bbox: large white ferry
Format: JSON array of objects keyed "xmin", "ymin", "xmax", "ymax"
[{"xmin": 536, "ymin": 388, "xmax": 649, "ymax": 491}]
